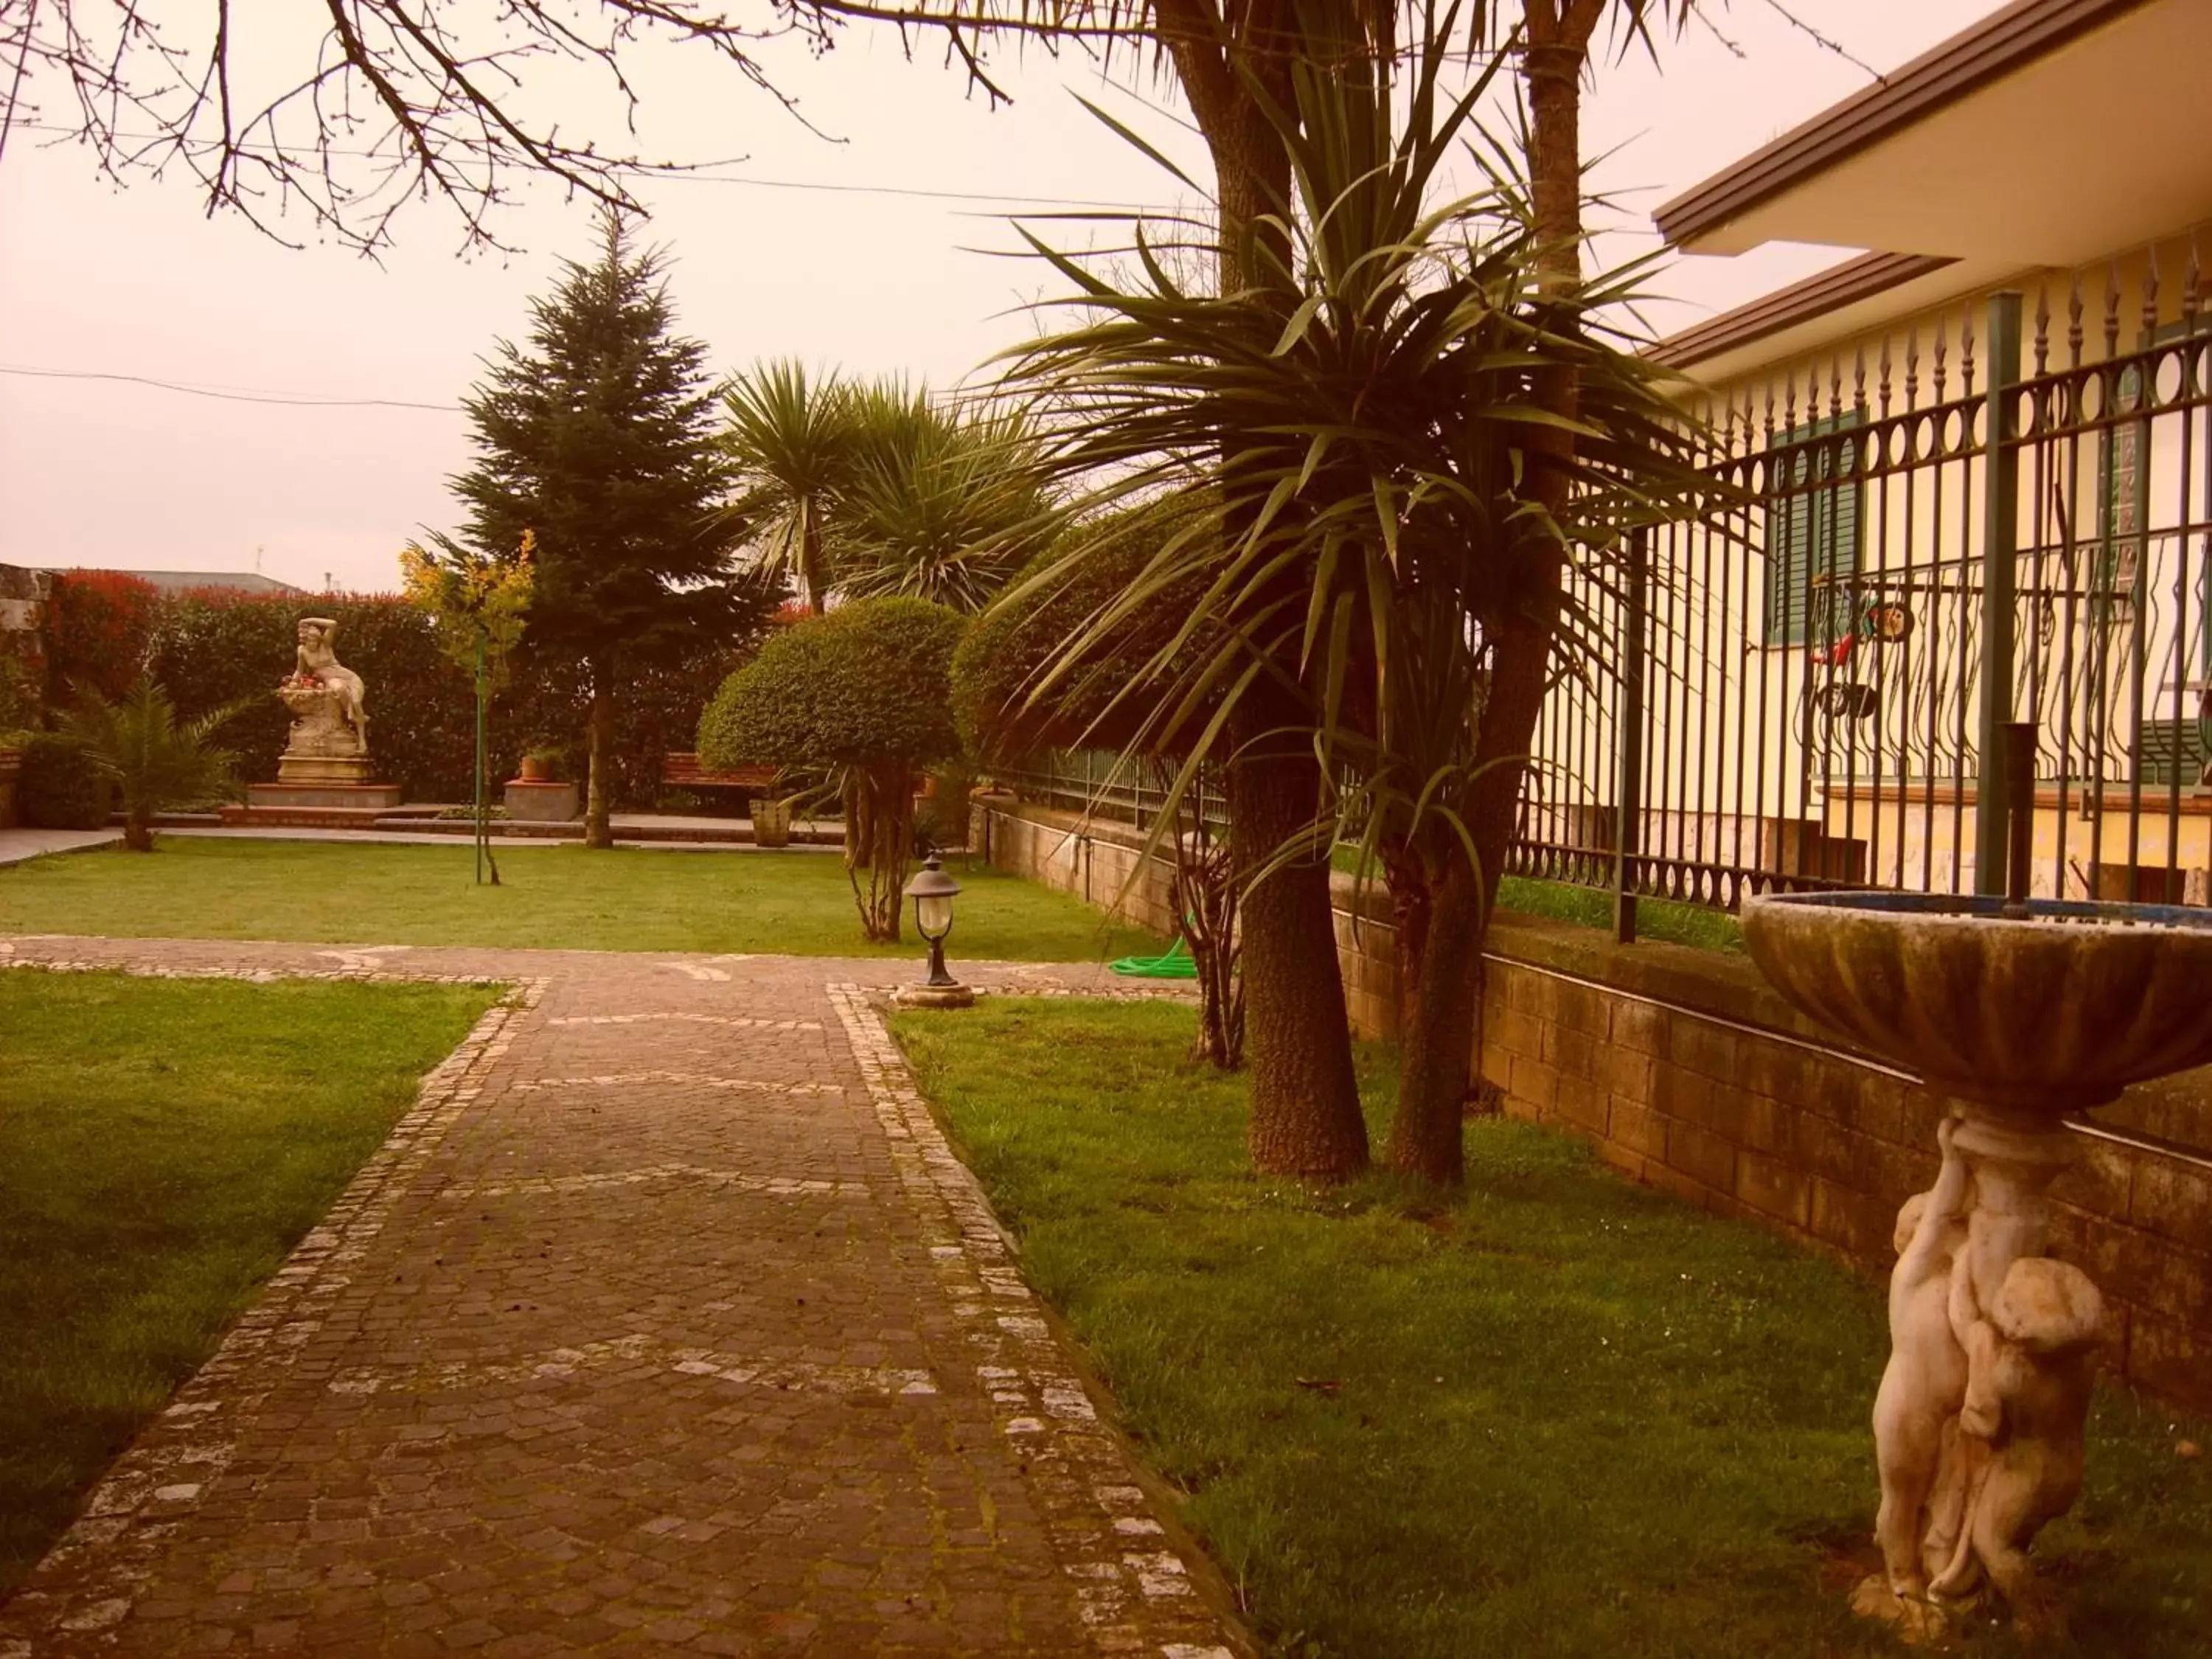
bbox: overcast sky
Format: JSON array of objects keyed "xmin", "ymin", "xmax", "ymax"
[{"xmin": 0, "ymin": 1, "xmax": 2000, "ymax": 594}]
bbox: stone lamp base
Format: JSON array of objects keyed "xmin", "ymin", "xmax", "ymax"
[{"xmin": 894, "ymin": 983, "xmax": 977, "ymax": 1009}]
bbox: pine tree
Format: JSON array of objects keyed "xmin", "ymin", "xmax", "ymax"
[{"xmin": 440, "ymin": 209, "xmax": 762, "ymax": 846}]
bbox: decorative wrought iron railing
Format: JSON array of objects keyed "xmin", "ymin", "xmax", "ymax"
[
  {"xmin": 994, "ymin": 250, "xmax": 2212, "ymax": 942},
  {"xmin": 1521, "ymin": 250, "xmax": 2212, "ymax": 933}
]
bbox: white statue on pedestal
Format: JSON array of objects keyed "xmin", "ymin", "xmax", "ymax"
[{"xmin": 274, "ymin": 616, "xmax": 375, "ymax": 785}]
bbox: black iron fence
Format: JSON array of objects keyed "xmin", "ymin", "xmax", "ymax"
[
  {"xmin": 996, "ymin": 248, "xmax": 2212, "ymax": 942},
  {"xmin": 1520, "ymin": 248, "xmax": 2212, "ymax": 934},
  {"xmin": 994, "ymin": 753, "xmax": 1228, "ymax": 831}
]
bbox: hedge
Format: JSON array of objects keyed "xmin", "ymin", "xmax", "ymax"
[
  {"xmin": 43, "ymin": 571, "xmax": 159, "ymax": 704},
  {"xmin": 42, "ymin": 579, "xmax": 766, "ymax": 806},
  {"xmin": 17, "ymin": 734, "xmax": 111, "ymax": 830}
]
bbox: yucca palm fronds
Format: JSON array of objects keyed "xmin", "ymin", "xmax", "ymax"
[
  {"xmin": 998, "ymin": 1, "xmax": 1727, "ymax": 1179},
  {"xmin": 720, "ymin": 359, "xmax": 857, "ymax": 613},
  {"xmin": 834, "ymin": 398, "xmax": 1060, "ymax": 613},
  {"xmin": 59, "ymin": 678, "xmax": 242, "ymax": 852}
]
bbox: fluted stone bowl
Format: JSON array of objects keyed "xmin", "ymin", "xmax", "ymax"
[{"xmin": 1740, "ymin": 891, "xmax": 2212, "ymax": 1115}]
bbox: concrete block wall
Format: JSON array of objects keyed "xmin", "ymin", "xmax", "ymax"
[
  {"xmin": 979, "ymin": 796, "xmax": 2212, "ymax": 1411},
  {"xmin": 973, "ymin": 795, "xmax": 1182, "ymax": 937}
]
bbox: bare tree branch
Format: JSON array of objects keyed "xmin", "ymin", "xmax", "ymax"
[{"xmin": 0, "ymin": 1, "xmax": 1507, "ymax": 256}]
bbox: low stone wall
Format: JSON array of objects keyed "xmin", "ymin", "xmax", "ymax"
[{"xmin": 975, "ymin": 794, "xmax": 2212, "ymax": 1411}]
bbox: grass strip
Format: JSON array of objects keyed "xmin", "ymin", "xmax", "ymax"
[
  {"xmin": 890, "ymin": 998, "xmax": 2211, "ymax": 1658},
  {"xmin": 0, "ymin": 970, "xmax": 498, "ymax": 1594},
  {"xmin": 0, "ymin": 838, "xmax": 1161, "ymax": 961}
]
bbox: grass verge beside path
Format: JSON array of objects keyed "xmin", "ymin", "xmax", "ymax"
[
  {"xmin": 0, "ymin": 970, "xmax": 498, "ymax": 1596},
  {"xmin": 889, "ymin": 998, "xmax": 2212, "ymax": 1658},
  {"xmin": 0, "ymin": 838, "xmax": 1162, "ymax": 961}
]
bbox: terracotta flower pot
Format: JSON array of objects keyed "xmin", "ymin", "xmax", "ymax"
[{"xmin": 519, "ymin": 755, "xmax": 554, "ymax": 783}]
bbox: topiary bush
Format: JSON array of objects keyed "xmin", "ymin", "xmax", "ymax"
[
  {"xmin": 17, "ymin": 734, "xmax": 111, "ymax": 830},
  {"xmin": 699, "ymin": 596, "xmax": 964, "ymax": 939}
]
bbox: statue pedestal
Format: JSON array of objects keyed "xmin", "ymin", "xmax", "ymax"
[
  {"xmin": 245, "ymin": 781, "xmax": 403, "ymax": 811},
  {"xmin": 276, "ymin": 751, "xmax": 378, "ymax": 787}
]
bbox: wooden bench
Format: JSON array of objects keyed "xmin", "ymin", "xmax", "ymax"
[{"xmin": 663, "ymin": 752, "xmax": 777, "ymax": 796}]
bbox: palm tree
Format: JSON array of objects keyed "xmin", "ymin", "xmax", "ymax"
[
  {"xmin": 720, "ymin": 360, "xmax": 857, "ymax": 614},
  {"xmin": 58, "ymin": 678, "xmax": 241, "ymax": 852},
  {"xmin": 834, "ymin": 397, "xmax": 1057, "ymax": 613},
  {"xmin": 1001, "ymin": 9, "xmax": 1719, "ymax": 1183},
  {"xmin": 723, "ymin": 365, "xmax": 1053, "ymax": 616}
]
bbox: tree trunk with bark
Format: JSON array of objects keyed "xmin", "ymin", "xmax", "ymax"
[
  {"xmin": 1232, "ymin": 726, "xmax": 1370, "ymax": 1176},
  {"xmin": 1166, "ymin": 0, "xmax": 1370, "ymax": 1176},
  {"xmin": 585, "ymin": 655, "xmax": 616, "ymax": 849},
  {"xmin": 804, "ymin": 515, "xmax": 829, "ymax": 616},
  {"xmin": 1378, "ymin": 4, "xmax": 1602, "ymax": 1183},
  {"xmin": 845, "ymin": 762, "xmax": 911, "ymax": 942},
  {"xmin": 1384, "ymin": 855, "xmax": 1484, "ymax": 1183}
]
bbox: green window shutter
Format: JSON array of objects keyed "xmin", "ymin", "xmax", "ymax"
[{"xmin": 1764, "ymin": 410, "xmax": 1865, "ymax": 647}]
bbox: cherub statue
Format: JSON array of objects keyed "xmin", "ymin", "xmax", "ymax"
[
  {"xmin": 294, "ymin": 616, "xmax": 368, "ymax": 750},
  {"xmin": 1929, "ymin": 1255, "xmax": 2104, "ymax": 1621},
  {"xmin": 1868, "ymin": 1115, "xmax": 1972, "ymax": 1610}
]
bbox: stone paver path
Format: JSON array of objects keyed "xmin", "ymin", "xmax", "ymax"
[
  {"xmin": 0, "ymin": 829, "xmax": 122, "ymax": 869},
  {"xmin": 0, "ymin": 938, "xmax": 1231, "ymax": 1659}
]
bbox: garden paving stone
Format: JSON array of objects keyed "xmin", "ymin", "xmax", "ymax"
[{"xmin": 0, "ymin": 937, "xmax": 1226, "ymax": 1659}]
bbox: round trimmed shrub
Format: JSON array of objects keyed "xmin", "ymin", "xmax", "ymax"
[
  {"xmin": 18, "ymin": 734, "xmax": 111, "ymax": 830},
  {"xmin": 698, "ymin": 597, "xmax": 964, "ymax": 941},
  {"xmin": 698, "ymin": 597, "xmax": 963, "ymax": 774}
]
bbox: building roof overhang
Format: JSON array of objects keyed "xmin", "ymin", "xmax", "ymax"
[{"xmin": 1655, "ymin": 0, "xmax": 2212, "ymax": 267}]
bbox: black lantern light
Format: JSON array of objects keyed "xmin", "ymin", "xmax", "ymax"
[{"xmin": 905, "ymin": 855, "xmax": 963, "ymax": 988}]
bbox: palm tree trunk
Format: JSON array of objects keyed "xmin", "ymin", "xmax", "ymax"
[
  {"xmin": 585, "ymin": 655, "xmax": 615, "ymax": 849},
  {"xmin": 1379, "ymin": 3, "xmax": 1600, "ymax": 1181},
  {"xmin": 1384, "ymin": 855, "xmax": 1480, "ymax": 1183},
  {"xmin": 803, "ymin": 514, "xmax": 828, "ymax": 615},
  {"xmin": 1169, "ymin": 0, "xmax": 1368, "ymax": 1178},
  {"xmin": 1233, "ymin": 740, "xmax": 1369, "ymax": 1176}
]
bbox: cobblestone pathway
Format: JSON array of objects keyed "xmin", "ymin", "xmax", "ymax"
[{"xmin": 0, "ymin": 938, "xmax": 1233, "ymax": 1659}]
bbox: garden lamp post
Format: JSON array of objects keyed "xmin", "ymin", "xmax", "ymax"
[{"xmin": 898, "ymin": 855, "xmax": 975, "ymax": 1007}]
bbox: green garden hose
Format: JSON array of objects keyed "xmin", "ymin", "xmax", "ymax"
[{"xmin": 1109, "ymin": 936, "xmax": 1200, "ymax": 978}]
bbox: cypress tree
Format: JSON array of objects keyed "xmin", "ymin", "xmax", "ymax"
[{"xmin": 441, "ymin": 208, "xmax": 764, "ymax": 846}]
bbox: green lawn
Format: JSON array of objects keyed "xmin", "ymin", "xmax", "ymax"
[
  {"xmin": 889, "ymin": 999, "xmax": 2212, "ymax": 1659},
  {"xmin": 0, "ymin": 838, "xmax": 1164, "ymax": 961},
  {"xmin": 1332, "ymin": 851, "xmax": 1747, "ymax": 953},
  {"xmin": 0, "ymin": 970, "xmax": 498, "ymax": 1596}
]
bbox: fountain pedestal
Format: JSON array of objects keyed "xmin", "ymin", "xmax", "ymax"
[{"xmin": 1742, "ymin": 888, "xmax": 2212, "ymax": 1637}]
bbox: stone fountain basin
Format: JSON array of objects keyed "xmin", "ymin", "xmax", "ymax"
[{"xmin": 1740, "ymin": 891, "xmax": 2212, "ymax": 1115}]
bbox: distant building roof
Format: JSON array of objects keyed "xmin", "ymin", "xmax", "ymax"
[{"xmin": 60, "ymin": 568, "xmax": 307, "ymax": 597}]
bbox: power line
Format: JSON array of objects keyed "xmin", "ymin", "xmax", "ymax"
[
  {"xmin": 7, "ymin": 122, "xmax": 1172, "ymax": 213},
  {"xmin": 0, "ymin": 364, "xmax": 461, "ymax": 411},
  {"xmin": 650, "ymin": 170, "xmax": 1163, "ymax": 212}
]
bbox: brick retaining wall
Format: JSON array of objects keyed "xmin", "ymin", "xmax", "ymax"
[{"xmin": 976, "ymin": 794, "xmax": 2212, "ymax": 1411}]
